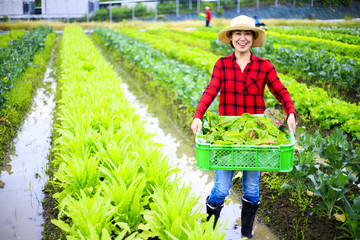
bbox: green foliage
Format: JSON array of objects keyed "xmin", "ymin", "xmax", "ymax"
[
  {"xmin": 278, "ymin": 127, "xmax": 359, "ymax": 232},
  {"xmin": 282, "ymin": 150, "xmax": 318, "ymax": 197},
  {"xmin": 269, "ymin": 33, "xmax": 360, "ymax": 63},
  {"xmin": 138, "ymin": 184, "xmax": 225, "ymax": 239},
  {"xmin": 348, "ymin": 146, "xmax": 360, "ymax": 184},
  {"xmin": 117, "ymin": 27, "xmax": 218, "ymax": 75},
  {"xmin": 340, "ymin": 196, "xmax": 360, "ymax": 240},
  {"xmin": 52, "ymin": 25, "xmax": 213, "ymax": 239},
  {"xmin": 0, "ymin": 25, "xmax": 52, "ymax": 108},
  {"xmin": 317, "ymin": 128, "xmax": 356, "ymax": 174},
  {"xmin": 310, "ymin": 100, "xmax": 360, "ymax": 130},
  {"xmin": 308, "ymin": 169, "xmax": 351, "ymax": 219},
  {"xmin": 198, "ymin": 112, "xmax": 290, "ymax": 145},
  {"xmin": 145, "ymin": 27, "xmax": 212, "ymax": 50},
  {"xmin": 92, "ymin": 4, "xmax": 148, "ymax": 21},
  {"xmin": 0, "ymin": 31, "xmax": 56, "ymax": 163},
  {"xmin": 157, "ymin": 1, "xmax": 176, "ymax": 14},
  {"xmin": 93, "ymin": 26, "xmax": 218, "ymax": 112},
  {"xmin": 262, "ymin": 173, "xmax": 290, "ymax": 195},
  {"xmin": 0, "ymin": 29, "xmax": 26, "ymax": 48},
  {"xmin": 52, "ymin": 189, "xmax": 123, "ymax": 240},
  {"xmin": 269, "ymin": 27, "xmax": 360, "ymax": 49},
  {"xmin": 99, "ymin": 163, "xmax": 149, "ymax": 232},
  {"xmin": 321, "ymin": 0, "xmax": 353, "ymax": 7}
]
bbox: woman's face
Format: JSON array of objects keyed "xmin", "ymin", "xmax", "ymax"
[{"xmin": 230, "ymin": 30, "xmax": 254, "ymax": 53}]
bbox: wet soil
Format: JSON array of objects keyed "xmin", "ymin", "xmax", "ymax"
[
  {"xmin": 42, "ymin": 162, "xmax": 65, "ymax": 240},
  {"xmin": 232, "ymin": 174, "xmax": 359, "ymax": 240}
]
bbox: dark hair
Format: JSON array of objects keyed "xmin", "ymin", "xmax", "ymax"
[{"xmin": 228, "ymin": 30, "xmax": 256, "ymax": 49}]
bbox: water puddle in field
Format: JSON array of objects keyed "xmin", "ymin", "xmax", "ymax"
[
  {"xmin": 117, "ymin": 81, "xmax": 278, "ymax": 240},
  {"xmin": 0, "ymin": 49, "xmax": 57, "ymax": 239}
]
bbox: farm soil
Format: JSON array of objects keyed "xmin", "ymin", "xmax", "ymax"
[
  {"xmin": 232, "ymin": 176, "xmax": 358, "ymax": 240},
  {"xmin": 42, "ymin": 181, "xmax": 65, "ymax": 240}
]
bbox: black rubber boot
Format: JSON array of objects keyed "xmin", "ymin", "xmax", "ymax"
[
  {"xmin": 206, "ymin": 196, "xmax": 224, "ymax": 229},
  {"xmin": 241, "ymin": 198, "xmax": 260, "ymax": 238}
]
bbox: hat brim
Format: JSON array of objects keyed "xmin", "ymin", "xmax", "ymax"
[{"xmin": 218, "ymin": 25, "xmax": 266, "ymax": 48}]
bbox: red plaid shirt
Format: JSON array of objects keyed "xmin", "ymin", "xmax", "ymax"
[{"xmin": 194, "ymin": 52, "xmax": 296, "ymax": 120}]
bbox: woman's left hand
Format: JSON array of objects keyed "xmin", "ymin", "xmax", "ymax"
[{"xmin": 287, "ymin": 113, "xmax": 296, "ymax": 133}]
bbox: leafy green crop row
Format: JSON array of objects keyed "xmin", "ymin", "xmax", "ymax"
[
  {"xmin": 266, "ymin": 31, "xmax": 360, "ymax": 59},
  {"xmin": 94, "ymin": 26, "xmax": 218, "ymax": 112},
  {"xmin": 270, "ymin": 26, "xmax": 360, "ymax": 45},
  {"xmin": 0, "ymin": 31, "xmax": 57, "ymax": 163},
  {"xmin": 115, "ymin": 27, "xmax": 218, "ymax": 75},
  {"xmin": 0, "ymin": 25, "xmax": 52, "ymax": 109},
  {"xmin": 144, "ymin": 27, "xmax": 212, "ymax": 50},
  {"xmin": 0, "ymin": 29, "xmax": 26, "ymax": 48},
  {"xmin": 51, "ymin": 25, "xmax": 224, "ymax": 239}
]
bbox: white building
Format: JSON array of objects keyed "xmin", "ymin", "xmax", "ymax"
[
  {"xmin": 43, "ymin": 0, "xmax": 89, "ymax": 16},
  {"xmin": 0, "ymin": 0, "xmax": 24, "ymax": 15},
  {"xmin": 0, "ymin": 0, "xmax": 156, "ymax": 18},
  {"xmin": 0, "ymin": 0, "xmax": 91, "ymax": 17}
]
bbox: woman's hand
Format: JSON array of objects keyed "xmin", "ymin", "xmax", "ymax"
[
  {"xmin": 191, "ymin": 118, "xmax": 202, "ymax": 135},
  {"xmin": 287, "ymin": 113, "xmax": 296, "ymax": 134}
]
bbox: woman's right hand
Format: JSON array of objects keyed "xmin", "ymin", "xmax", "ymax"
[{"xmin": 191, "ymin": 118, "xmax": 202, "ymax": 135}]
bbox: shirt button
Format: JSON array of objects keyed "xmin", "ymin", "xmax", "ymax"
[{"xmin": 241, "ymin": 75, "xmax": 243, "ymax": 77}]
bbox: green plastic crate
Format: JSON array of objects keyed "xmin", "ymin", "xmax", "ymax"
[{"xmin": 195, "ymin": 125, "xmax": 295, "ymax": 172}]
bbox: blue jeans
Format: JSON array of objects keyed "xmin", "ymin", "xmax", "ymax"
[{"xmin": 208, "ymin": 170, "xmax": 260, "ymax": 205}]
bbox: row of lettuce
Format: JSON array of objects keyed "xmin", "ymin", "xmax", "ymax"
[
  {"xmin": 269, "ymin": 26, "xmax": 360, "ymax": 45},
  {"xmin": 0, "ymin": 26, "xmax": 56, "ymax": 161},
  {"xmin": 50, "ymin": 25, "xmax": 225, "ymax": 239},
  {"xmin": 95, "ymin": 26, "xmax": 360, "ymax": 141},
  {"xmin": 93, "ymin": 26, "xmax": 360, "ymax": 239}
]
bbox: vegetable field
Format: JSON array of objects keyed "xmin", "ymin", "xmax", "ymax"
[{"xmin": 0, "ymin": 19, "xmax": 359, "ymax": 240}]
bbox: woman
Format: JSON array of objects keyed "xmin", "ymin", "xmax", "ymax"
[{"xmin": 191, "ymin": 15, "xmax": 296, "ymax": 238}]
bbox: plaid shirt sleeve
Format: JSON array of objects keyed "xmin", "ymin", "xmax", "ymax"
[
  {"xmin": 193, "ymin": 58, "xmax": 222, "ymax": 121},
  {"xmin": 264, "ymin": 60, "xmax": 296, "ymax": 118}
]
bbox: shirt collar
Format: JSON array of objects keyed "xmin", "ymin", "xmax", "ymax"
[{"xmin": 231, "ymin": 51, "xmax": 256, "ymax": 62}]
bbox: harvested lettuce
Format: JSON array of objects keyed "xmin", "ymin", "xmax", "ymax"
[{"xmin": 197, "ymin": 111, "xmax": 290, "ymax": 145}]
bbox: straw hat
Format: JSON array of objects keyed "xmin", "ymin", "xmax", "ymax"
[{"xmin": 218, "ymin": 15, "xmax": 265, "ymax": 47}]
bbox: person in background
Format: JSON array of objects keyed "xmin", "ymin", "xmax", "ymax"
[
  {"xmin": 205, "ymin": 6, "xmax": 211, "ymax": 27},
  {"xmin": 254, "ymin": 15, "xmax": 268, "ymax": 30},
  {"xmin": 191, "ymin": 15, "xmax": 296, "ymax": 238}
]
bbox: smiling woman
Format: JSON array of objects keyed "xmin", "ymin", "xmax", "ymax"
[
  {"xmin": 228, "ymin": 30, "xmax": 254, "ymax": 52},
  {"xmin": 190, "ymin": 15, "xmax": 296, "ymax": 238}
]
